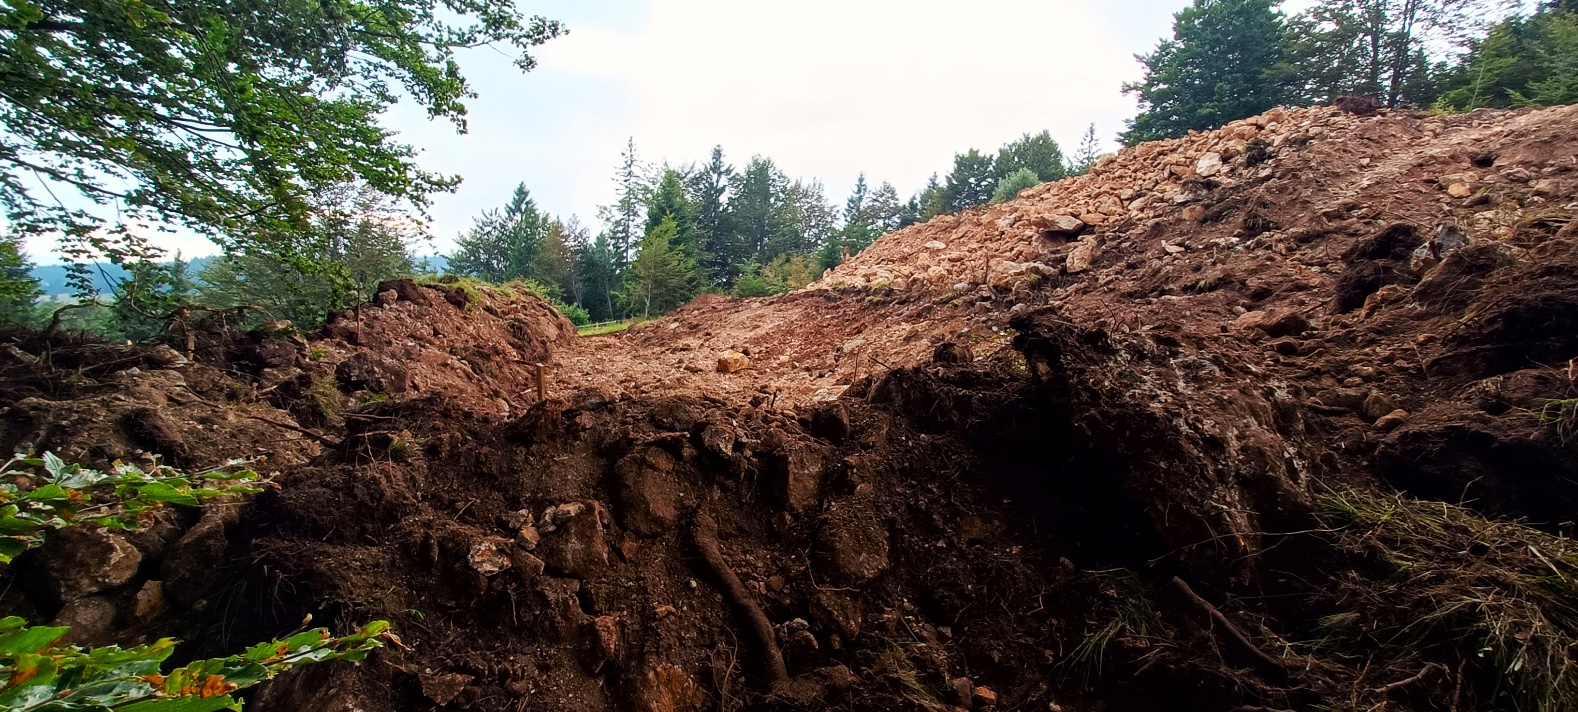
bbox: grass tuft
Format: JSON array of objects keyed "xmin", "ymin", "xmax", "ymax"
[{"xmin": 1313, "ymin": 488, "xmax": 1578, "ymax": 712}]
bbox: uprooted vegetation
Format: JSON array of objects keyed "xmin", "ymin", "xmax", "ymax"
[{"xmin": 2, "ymin": 103, "xmax": 1577, "ymax": 711}]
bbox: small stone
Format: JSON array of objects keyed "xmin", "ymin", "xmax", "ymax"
[
  {"xmin": 1163, "ymin": 242, "xmax": 1186, "ymax": 255},
  {"xmin": 614, "ymin": 447, "xmax": 680, "ymax": 537},
  {"xmin": 130, "ymin": 580, "xmax": 168, "ymax": 622},
  {"xmin": 53, "ymin": 596, "xmax": 121, "ymax": 647},
  {"xmin": 1376, "ymin": 409, "xmax": 1410, "ymax": 431},
  {"xmin": 1269, "ymin": 338, "xmax": 1300, "ymax": 356},
  {"xmin": 420, "ymin": 673, "xmax": 474, "ymax": 706},
  {"xmin": 537, "ymin": 501, "xmax": 612, "ymax": 579},
  {"xmin": 582, "ymin": 615, "xmax": 620, "ymax": 672},
  {"xmin": 815, "ymin": 505, "xmax": 890, "ymax": 585},
  {"xmin": 511, "ymin": 549, "xmax": 546, "ymax": 581},
  {"xmin": 1065, "ymin": 239, "xmax": 1101, "ymax": 274},
  {"xmin": 717, "ymin": 350, "xmax": 750, "ymax": 374},
  {"xmin": 924, "ymin": 240, "xmax": 947, "ymax": 250},
  {"xmin": 1234, "ymin": 309, "xmax": 1310, "ymax": 338},
  {"xmin": 1032, "ymin": 214, "xmax": 1086, "ymax": 235},
  {"xmin": 1361, "ymin": 392, "xmax": 1401, "ymax": 422},
  {"xmin": 468, "ymin": 537, "xmax": 513, "ymax": 576},
  {"xmin": 1446, "ymin": 182, "xmax": 1473, "ymax": 198},
  {"xmin": 374, "ymin": 289, "xmax": 399, "ymax": 307},
  {"xmin": 517, "ymin": 524, "xmax": 541, "ymax": 549},
  {"xmin": 950, "ymin": 677, "xmax": 974, "ymax": 706},
  {"xmin": 654, "ymin": 604, "xmax": 677, "ymax": 620},
  {"xmin": 974, "ymin": 686, "xmax": 1001, "ymax": 708},
  {"xmin": 1195, "ymin": 152, "xmax": 1225, "ymax": 177}
]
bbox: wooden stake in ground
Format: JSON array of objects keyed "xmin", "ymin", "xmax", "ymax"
[{"xmin": 535, "ymin": 363, "xmax": 548, "ymax": 401}]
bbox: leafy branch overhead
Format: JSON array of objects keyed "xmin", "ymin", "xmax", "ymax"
[
  {"xmin": 0, "ymin": 454, "xmax": 269, "ymax": 564},
  {"xmin": 0, "ymin": 0, "xmax": 563, "ymax": 262}
]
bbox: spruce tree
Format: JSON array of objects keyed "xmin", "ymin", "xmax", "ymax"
[
  {"xmin": 688, "ymin": 146, "xmax": 738, "ymax": 286},
  {"xmin": 451, "ymin": 184, "xmax": 550, "ymax": 284},
  {"xmin": 1121, "ymin": 0, "xmax": 1285, "ymax": 145},
  {"xmin": 995, "ymin": 132, "xmax": 1067, "ymax": 183}
]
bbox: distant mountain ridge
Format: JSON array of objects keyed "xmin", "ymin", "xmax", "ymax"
[{"xmin": 30, "ymin": 254, "xmax": 450, "ymax": 297}]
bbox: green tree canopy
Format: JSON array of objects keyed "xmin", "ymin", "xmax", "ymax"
[
  {"xmin": 995, "ymin": 131, "xmax": 1068, "ymax": 183},
  {"xmin": 621, "ymin": 216, "xmax": 697, "ymax": 317},
  {"xmin": 1437, "ymin": 6, "xmax": 1578, "ymax": 109},
  {"xmin": 941, "ymin": 149, "xmax": 997, "ymax": 213},
  {"xmin": 0, "ymin": 0, "xmax": 562, "ymax": 265},
  {"xmin": 451, "ymin": 183, "xmax": 550, "ymax": 284},
  {"xmin": 1121, "ymin": 0, "xmax": 1285, "ymax": 145}
]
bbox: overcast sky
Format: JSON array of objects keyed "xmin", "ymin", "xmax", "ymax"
[{"xmin": 27, "ymin": 0, "xmax": 1197, "ymax": 261}]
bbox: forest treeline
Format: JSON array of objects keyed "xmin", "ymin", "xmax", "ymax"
[{"xmin": 1, "ymin": 0, "xmax": 1575, "ymax": 336}]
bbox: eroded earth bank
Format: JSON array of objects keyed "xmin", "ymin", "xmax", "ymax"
[{"xmin": 5, "ymin": 103, "xmax": 1578, "ymax": 711}]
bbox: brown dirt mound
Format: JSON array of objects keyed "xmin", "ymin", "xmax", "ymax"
[{"xmin": 5, "ymin": 103, "xmax": 1578, "ymax": 712}]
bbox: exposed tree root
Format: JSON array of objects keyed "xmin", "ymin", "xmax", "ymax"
[
  {"xmin": 691, "ymin": 513, "xmax": 790, "ymax": 687},
  {"xmin": 1168, "ymin": 577, "xmax": 1287, "ymax": 681}
]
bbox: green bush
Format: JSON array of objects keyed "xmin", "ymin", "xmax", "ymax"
[{"xmin": 991, "ymin": 168, "xmax": 1041, "ymax": 204}]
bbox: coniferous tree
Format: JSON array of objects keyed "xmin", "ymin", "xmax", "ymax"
[
  {"xmin": 1068, "ymin": 124, "xmax": 1103, "ymax": 175},
  {"xmin": 576, "ymin": 231, "xmax": 622, "ymax": 323},
  {"xmin": 598, "ymin": 138, "xmax": 649, "ymax": 270},
  {"xmin": 1436, "ymin": 5, "xmax": 1578, "ymax": 108},
  {"xmin": 991, "ymin": 169, "xmax": 1041, "ymax": 203},
  {"xmin": 867, "ymin": 182, "xmax": 903, "ymax": 234},
  {"xmin": 729, "ymin": 157, "xmax": 790, "ymax": 264},
  {"xmin": 900, "ymin": 174, "xmax": 945, "ymax": 227},
  {"xmin": 1121, "ymin": 0, "xmax": 1285, "ymax": 145},
  {"xmin": 941, "ymin": 149, "xmax": 998, "ymax": 213},
  {"xmin": 451, "ymin": 184, "xmax": 550, "ymax": 284},
  {"xmin": 0, "ymin": 234, "xmax": 40, "ymax": 326},
  {"xmin": 645, "ymin": 168, "xmax": 702, "ymax": 259},
  {"xmin": 687, "ymin": 146, "xmax": 738, "ymax": 286}
]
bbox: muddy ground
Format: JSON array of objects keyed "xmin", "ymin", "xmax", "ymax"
[{"xmin": 3, "ymin": 104, "xmax": 1578, "ymax": 712}]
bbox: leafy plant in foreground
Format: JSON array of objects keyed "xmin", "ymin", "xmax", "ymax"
[
  {"xmin": 0, "ymin": 617, "xmax": 392, "ymax": 712},
  {"xmin": 0, "ymin": 454, "xmax": 399, "ymax": 710},
  {"xmin": 0, "ymin": 454, "xmax": 267, "ymax": 565}
]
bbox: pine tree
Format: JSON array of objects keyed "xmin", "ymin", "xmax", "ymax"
[
  {"xmin": 620, "ymin": 216, "xmax": 698, "ymax": 317},
  {"xmin": 576, "ymin": 231, "xmax": 622, "ymax": 323},
  {"xmin": 991, "ymin": 169, "xmax": 1041, "ymax": 203},
  {"xmin": 646, "ymin": 169, "xmax": 702, "ymax": 258},
  {"xmin": 867, "ymin": 182, "xmax": 903, "ymax": 233},
  {"xmin": 1121, "ymin": 0, "xmax": 1285, "ymax": 145},
  {"xmin": 0, "ymin": 233, "xmax": 40, "ymax": 326},
  {"xmin": 941, "ymin": 149, "xmax": 997, "ymax": 213}
]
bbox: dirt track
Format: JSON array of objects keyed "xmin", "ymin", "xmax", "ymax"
[{"xmin": 4, "ymin": 103, "xmax": 1578, "ymax": 712}]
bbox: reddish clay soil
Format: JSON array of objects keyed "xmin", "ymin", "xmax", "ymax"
[{"xmin": 3, "ymin": 103, "xmax": 1578, "ymax": 712}]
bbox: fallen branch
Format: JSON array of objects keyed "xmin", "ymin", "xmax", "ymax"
[
  {"xmin": 244, "ymin": 414, "xmax": 341, "ymax": 447},
  {"xmin": 691, "ymin": 513, "xmax": 789, "ymax": 687},
  {"xmin": 1167, "ymin": 577, "xmax": 1287, "ymax": 681}
]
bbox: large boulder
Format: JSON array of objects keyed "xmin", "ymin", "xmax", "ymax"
[{"xmin": 38, "ymin": 527, "xmax": 142, "ymax": 605}]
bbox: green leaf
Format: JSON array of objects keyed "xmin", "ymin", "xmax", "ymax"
[
  {"xmin": 134, "ymin": 483, "xmax": 199, "ymax": 506},
  {"xmin": 0, "ymin": 623, "xmax": 69, "ymax": 655},
  {"xmin": 41, "ymin": 453, "xmax": 65, "ymax": 478},
  {"xmin": 23, "ymin": 484, "xmax": 67, "ymax": 501}
]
